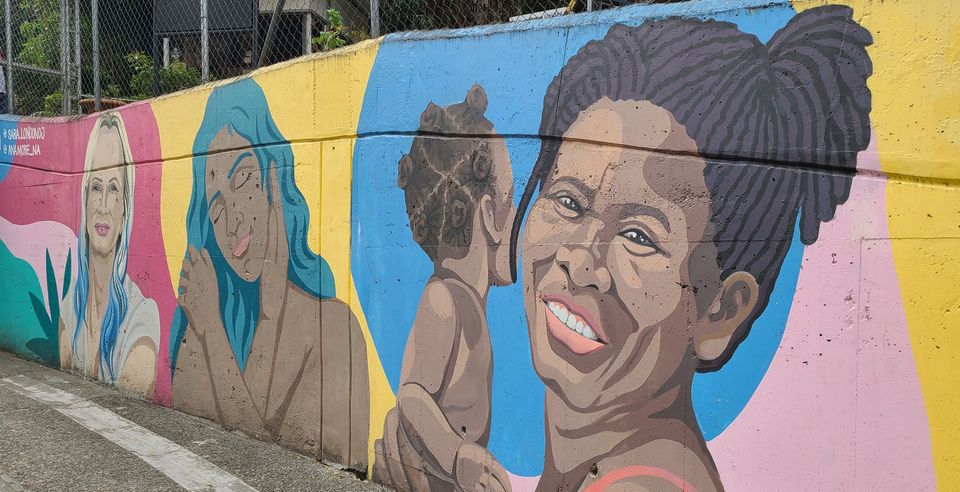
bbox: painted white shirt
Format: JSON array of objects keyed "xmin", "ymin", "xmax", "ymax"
[{"xmin": 61, "ymin": 276, "xmax": 160, "ymax": 385}]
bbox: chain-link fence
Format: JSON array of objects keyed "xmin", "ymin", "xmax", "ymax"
[
  {"xmin": 0, "ymin": 0, "xmax": 678, "ymax": 117},
  {"xmin": 0, "ymin": 0, "xmax": 77, "ymax": 116}
]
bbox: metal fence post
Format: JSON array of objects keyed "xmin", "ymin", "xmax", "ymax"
[
  {"xmin": 200, "ymin": 0, "xmax": 209, "ymax": 83},
  {"xmin": 302, "ymin": 12, "xmax": 311, "ymax": 56},
  {"xmin": 587, "ymin": 0, "xmax": 593, "ymax": 11},
  {"xmin": 92, "ymin": 0, "xmax": 100, "ymax": 111},
  {"xmin": 4, "ymin": 0, "xmax": 12, "ymax": 114},
  {"xmin": 258, "ymin": 0, "xmax": 284, "ymax": 68},
  {"xmin": 251, "ymin": 0, "xmax": 259, "ymax": 71},
  {"xmin": 370, "ymin": 0, "xmax": 380, "ymax": 37},
  {"xmin": 60, "ymin": 0, "xmax": 69, "ymax": 114},
  {"xmin": 74, "ymin": 0, "xmax": 80, "ymax": 103}
]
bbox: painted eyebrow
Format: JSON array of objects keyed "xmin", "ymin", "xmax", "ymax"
[
  {"xmin": 548, "ymin": 175, "xmax": 595, "ymax": 201},
  {"xmin": 621, "ymin": 203, "xmax": 671, "ymax": 233},
  {"xmin": 227, "ymin": 151, "xmax": 254, "ymax": 179},
  {"xmin": 208, "ymin": 190, "xmax": 222, "ymax": 209}
]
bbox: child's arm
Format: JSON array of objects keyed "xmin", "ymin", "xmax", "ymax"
[{"xmin": 395, "ymin": 280, "xmax": 465, "ymax": 478}]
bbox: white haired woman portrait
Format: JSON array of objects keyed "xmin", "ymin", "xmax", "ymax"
[{"xmin": 59, "ymin": 112, "xmax": 159, "ymax": 396}]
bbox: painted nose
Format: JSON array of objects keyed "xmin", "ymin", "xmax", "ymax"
[
  {"xmin": 228, "ymin": 208, "xmax": 245, "ymax": 237},
  {"xmin": 555, "ymin": 244, "xmax": 611, "ymax": 293}
]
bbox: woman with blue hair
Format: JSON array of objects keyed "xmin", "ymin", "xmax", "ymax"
[
  {"xmin": 60, "ymin": 111, "xmax": 159, "ymax": 397},
  {"xmin": 170, "ymin": 77, "xmax": 369, "ymax": 470}
]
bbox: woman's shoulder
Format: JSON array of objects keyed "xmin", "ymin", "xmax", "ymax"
[
  {"xmin": 285, "ymin": 284, "xmax": 355, "ymax": 331},
  {"xmin": 119, "ymin": 277, "xmax": 160, "ymax": 341},
  {"xmin": 60, "ymin": 281, "xmax": 79, "ymax": 337}
]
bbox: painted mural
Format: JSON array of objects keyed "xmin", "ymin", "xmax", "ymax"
[
  {"xmin": 60, "ymin": 112, "xmax": 160, "ymax": 395},
  {"xmin": 0, "ymin": 0, "xmax": 958, "ymax": 490}
]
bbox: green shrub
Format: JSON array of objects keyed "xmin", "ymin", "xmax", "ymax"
[
  {"xmin": 127, "ymin": 51, "xmax": 202, "ymax": 100},
  {"xmin": 41, "ymin": 91, "xmax": 61, "ymax": 116}
]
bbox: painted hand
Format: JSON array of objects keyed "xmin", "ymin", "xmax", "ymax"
[
  {"xmin": 178, "ymin": 245, "xmax": 219, "ymax": 337},
  {"xmin": 260, "ymin": 163, "xmax": 289, "ymax": 321},
  {"xmin": 454, "ymin": 441, "xmax": 513, "ymax": 492}
]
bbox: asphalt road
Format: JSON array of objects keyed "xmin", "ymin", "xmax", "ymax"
[{"xmin": 0, "ymin": 351, "xmax": 386, "ymax": 492}]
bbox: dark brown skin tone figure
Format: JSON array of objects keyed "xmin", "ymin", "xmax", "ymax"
[
  {"xmin": 374, "ymin": 86, "xmax": 516, "ymax": 492},
  {"xmin": 523, "ymin": 100, "xmax": 751, "ymax": 492},
  {"xmin": 516, "ymin": 9, "xmax": 871, "ymax": 490},
  {"xmin": 513, "ymin": 6, "xmax": 872, "ymax": 492},
  {"xmin": 174, "ymin": 127, "xmax": 369, "ymax": 469}
]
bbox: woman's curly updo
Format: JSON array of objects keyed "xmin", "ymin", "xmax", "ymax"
[{"xmin": 511, "ymin": 6, "xmax": 873, "ymax": 370}]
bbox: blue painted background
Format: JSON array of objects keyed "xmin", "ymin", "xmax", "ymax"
[
  {"xmin": 352, "ymin": 0, "xmax": 801, "ymax": 476},
  {"xmin": 0, "ymin": 117, "xmax": 19, "ymax": 182}
]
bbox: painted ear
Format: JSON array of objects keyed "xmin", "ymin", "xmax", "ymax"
[
  {"xmin": 398, "ymin": 154, "xmax": 413, "ymax": 189},
  {"xmin": 694, "ymin": 271, "xmax": 759, "ymax": 364},
  {"xmin": 479, "ymin": 194, "xmax": 499, "ymax": 244}
]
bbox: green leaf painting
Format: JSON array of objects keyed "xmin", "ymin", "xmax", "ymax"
[
  {"xmin": 0, "ymin": 240, "xmax": 47, "ymax": 362},
  {"xmin": 24, "ymin": 248, "xmax": 71, "ymax": 366}
]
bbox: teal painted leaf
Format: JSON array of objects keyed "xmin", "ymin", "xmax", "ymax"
[
  {"xmin": 28, "ymin": 292, "xmax": 52, "ymax": 338},
  {"xmin": 44, "ymin": 249, "xmax": 59, "ymax": 334},
  {"xmin": 61, "ymin": 248, "xmax": 71, "ymax": 300},
  {"xmin": 25, "ymin": 338, "xmax": 56, "ymax": 366}
]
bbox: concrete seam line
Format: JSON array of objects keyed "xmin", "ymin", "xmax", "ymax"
[{"xmin": 0, "ymin": 375, "xmax": 258, "ymax": 492}]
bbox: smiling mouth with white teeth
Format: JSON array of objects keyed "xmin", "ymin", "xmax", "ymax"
[
  {"xmin": 547, "ymin": 301, "xmax": 599, "ymax": 341},
  {"xmin": 542, "ymin": 295, "xmax": 607, "ymax": 355}
]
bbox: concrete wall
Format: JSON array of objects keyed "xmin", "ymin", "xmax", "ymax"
[{"xmin": 0, "ymin": 0, "xmax": 957, "ymax": 489}]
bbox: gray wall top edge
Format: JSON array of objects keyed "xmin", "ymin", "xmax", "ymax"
[{"xmin": 381, "ymin": 0, "xmax": 790, "ymax": 42}]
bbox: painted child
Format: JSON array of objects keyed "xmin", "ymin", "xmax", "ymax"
[{"xmin": 373, "ymin": 85, "xmax": 516, "ymax": 492}]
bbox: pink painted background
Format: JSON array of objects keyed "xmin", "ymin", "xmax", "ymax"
[
  {"xmin": 707, "ymin": 134, "xmax": 934, "ymax": 490},
  {"xmin": 0, "ymin": 104, "xmax": 175, "ymax": 404},
  {"xmin": 114, "ymin": 103, "xmax": 175, "ymax": 405}
]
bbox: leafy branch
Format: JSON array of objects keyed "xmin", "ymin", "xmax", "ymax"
[{"xmin": 312, "ymin": 9, "xmax": 369, "ymax": 53}]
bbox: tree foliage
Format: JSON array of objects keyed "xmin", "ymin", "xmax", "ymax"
[{"xmin": 127, "ymin": 51, "xmax": 201, "ymax": 100}]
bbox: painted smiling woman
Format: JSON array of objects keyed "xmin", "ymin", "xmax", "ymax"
[
  {"xmin": 60, "ymin": 112, "xmax": 159, "ymax": 396},
  {"xmin": 513, "ymin": 7, "xmax": 872, "ymax": 491},
  {"xmin": 170, "ymin": 78, "xmax": 369, "ymax": 469}
]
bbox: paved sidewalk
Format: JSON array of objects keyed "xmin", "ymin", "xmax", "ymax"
[
  {"xmin": 0, "ymin": 351, "xmax": 386, "ymax": 492},
  {"xmin": 0, "ymin": 473, "xmax": 27, "ymax": 492}
]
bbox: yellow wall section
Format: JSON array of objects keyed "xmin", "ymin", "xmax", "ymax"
[
  {"xmin": 794, "ymin": 1, "xmax": 960, "ymax": 486},
  {"xmin": 154, "ymin": 87, "xmax": 212, "ymax": 289}
]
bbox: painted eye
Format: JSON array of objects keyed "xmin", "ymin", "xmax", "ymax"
[
  {"xmin": 620, "ymin": 229, "xmax": 669, "ymax": 257},
  {"xmin": 92, "ymin": 183, "xmax": 102, "ymax": 192},
  {"xmin": 557, "ymin": 195, "xmax": 582, "ymax": 213},
  {"xmin": 109, "ymin": 183, "xmax": 118, "ymax": 193},
  {"xmin": 620, "ymin": 229, "xmax": 653, "ymax": 246}
]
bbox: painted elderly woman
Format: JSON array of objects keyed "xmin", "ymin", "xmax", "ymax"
[
  {"xmin": 170, "ymin": 78, "xmax": 369, "ymax": 469},
  {"xmin": 59, "ymin": 112, "xmax": 160, "ymax": 396},
  {"xmin": 513, "ymin": 7, "xmax": 872, "ymax": 491}
]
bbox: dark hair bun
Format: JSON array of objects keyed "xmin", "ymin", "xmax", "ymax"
[
  {"xmin": 471, "ymin": 143, "xmax": 492, "ymax": 182},
  {"xmin": 420, "ymin": 102, "xmax": 443, "ymax": 132},
  {"xmin": 466, "ymin": 85, "xmax": 488, "ymax": 113}
]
